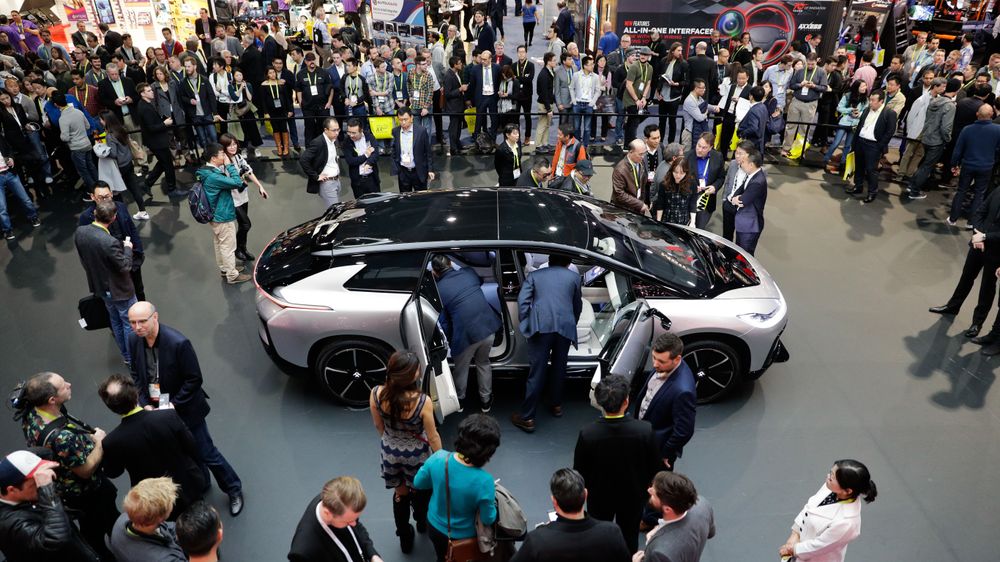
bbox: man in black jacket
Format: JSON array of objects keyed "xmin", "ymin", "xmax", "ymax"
[
  {"xmin": 391, "ymin": 108, "xmax": 435, "ymax": 192},
  {"xmin": 0, "ymin": 449, "xmax": 99, "ymax": 562},
  {"xmin": 340, "ymin": 118, "xmax": 381, "ymax": 198},
  {"xmin": 97, "ymin": 373, "xmax": 206, "ymax": 519},
  {"xmin": 126, "ymin": 301, "xmax": 245, "ymax": 517},
  {"xmin": 514, "ymin": 45, "xmax": 535, "ymax": 144},
  {"xmin": 687, "ymin": 42, "xmax": 719, "ymax": 108},
  {"xmin": 847, "ymin": 90, "xmax": 898, "ymax": 203},
  {"xmin": 510, "ymin": 468, "xmax": 630, "ymax": 562},
  {"xmin": 97, "ymin": 63, "xmax": 137, "ymax": 123},
  {"xmin": 177, "ymin": 58, "xmax": 219, "ymax": 148},
  {"xmin": 574, "ymin": 375, "xmax": 659, "ymax": 553},
  {"xmin": 536, "ymin": 52, "xmax": 558, "ymax": 153},
  {"xmin": 443, "ymin": 55, "xmax": 467, "ymax": 155},
  {"xmin": 299, "ymin": 117, "xmax": 343, "ymax": 206},
  {"xmin": 135, "ymin": 82, "xmax": 181, "ymax": 196},
  {"xmin": 288, "ymin": 476, "xmax": 383, "ymax": 562},
  {"xmin": 515, "ymin": 157, "xmax": 552, "ymax": 187}
]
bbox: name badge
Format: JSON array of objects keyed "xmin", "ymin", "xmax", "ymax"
[
  {"xmin": 699, "ymin": 179, "xmax": 707, "ymax": 188},
  {"xmin": 513, "ymin": 168, "xmax": 521, "ymax": 179},
  {"xmin": 800, "ymin": 86, "xmax": 808, "ymax": 97},
  {"xmin": 310, "ymin": 85, "xmax": 318, "ymax": 96},
  {"xmin": 402, "ymin": 154, "xmax": 413, "ymax": 166},
  {"xmin": 274, "ymin": 98, "xmax": 282, "ymax": 108},
  {"xmin": 360, "ymin": 163, "xmax": 372, "ymax": 176},
  {"xmin": 412, "ymin": 91, "xmax": 420, "ymax": 101},
  {"xmin": 637, "ymin": 83, "xmax": 644, "ymax": 92},
  {"xmin": 376, "ymin": 95, "xmax": 387, "ymax": 103},
  {"xmin": 149, "ymin": 383, "xmax": 160, "ymax": 402},
  {"xmin": 483, "ymin": 84, "xmax": 494, "ymax": 96},
  {"xmin": 349, "ymin": 95, "xmax": 358, "ymax": 104},
  {"xmin": 647, "ymin": 171, "xmax": 654, "ymax": 182},
  {"xmin": 158, "ymin": 393, "xmax": 170, "ymax": 409},
  {"xmin": 395, "ymin": 91, "xmax": 404, "ymax": 100}
]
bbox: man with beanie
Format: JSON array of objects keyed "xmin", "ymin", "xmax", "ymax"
[
  {"xmin": 905, "ymin": 77, "xmax": 957, "ymax": 199},
  {"xmin": 0, "ymin": 450, "xmax": 99, "ymax": 561}
]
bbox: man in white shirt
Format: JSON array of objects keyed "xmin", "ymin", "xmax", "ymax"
[
  {"xmin": 298, "ymin": 117, "xmax": 343, "ymax": 207},
  {"xmin": 848, "ymin": 90, "xmax": 897, "ymax": 203},
  {"xmin": 570, "ymin": 55, "xmax": 601, "ymax": 148}
]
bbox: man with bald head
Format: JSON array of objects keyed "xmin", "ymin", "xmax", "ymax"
[
  {"xmin": 947, "ymin": 103, "xmax": 1000, "ymax": 225},
  {"xmin": 126, "ymin": 301, "xmax": 245, "ymax": 517}
]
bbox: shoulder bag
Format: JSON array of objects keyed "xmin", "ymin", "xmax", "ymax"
[{"xmin": 445, "ymin": 455, "xmax": 490, "ymax": 562}]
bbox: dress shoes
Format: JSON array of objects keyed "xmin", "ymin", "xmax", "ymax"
[
  {"xmin": 862, "ymin": 194, "xmax": 877, "ymax": 204},
  {"xmin": 229, "ymin": 492, "xmax": 244, "ymax": 516},
  {"xmin": 982, "ymin": 342, "xmax": 1000, "ymax": 356},
  {"xmin": 972, "ymin": 332, "xmax": 1000, "ymax": 346},
  {"xmin": 964, "ymin": 324, "xmax": 982, "ymax": 338},
  {"xmin": 235, "ymin": 249, "xmax": 255, "ymax": 262},
  {"xmin": 928, "ymin": 305, "xmax": 960, "ymax": 315},
  {"xmin": 845, "ymin": 187, "xmax": 863, "ymax": 196},
  {"xmin": 550, "ymin": 406, "xmax": 563, "ymax": 417},
  {"xmin": 510, "ymin": 413, "xmax": 536, "ymax": 433}
]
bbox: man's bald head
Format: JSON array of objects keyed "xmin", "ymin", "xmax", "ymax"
[
  {"xmin": 129, "ymin": 301, "xmax": 156, "ymax": 317},
  {"xmin": 98, "ymin": 373, "xmax": 139, "ymax": 415},
  {"xmin": 128, "ymin": 301, "xmax": 160, "ymax": 339},
  {"xmin": 695, "ymin": 41, "xmax": 707, "ymax": 54},
  {"xmin": 978, "ymin": 104, "xmax": 995, "ymax": 120}
]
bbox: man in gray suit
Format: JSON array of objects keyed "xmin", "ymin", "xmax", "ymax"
[
  {"xmin": 74, "ymin": 200, "xmax": 136, "ymax": 364},
  {"xmin": 640, "ymin": 471, "xmax": 715, "ymax": 562},
  {"xmin": 512, "ymin": 254, "xmax": 582, "ymax": 433},
  {"xmin": 554, "ymin": 53, "xmax": 575, "ymax": 128}
]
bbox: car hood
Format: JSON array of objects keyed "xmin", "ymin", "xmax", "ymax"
[{"xmin": 683, "ymin": 227, "xmax": 784, "ymax": 300}]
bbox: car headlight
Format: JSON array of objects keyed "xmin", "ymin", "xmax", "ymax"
[{"xmin": 737, "ymin": 308, "xmax": 780, "ymax": 326}]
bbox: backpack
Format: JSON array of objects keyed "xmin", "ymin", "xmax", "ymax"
[{"xmin": 188, "ymin": 181, "xmax": 215, "ymax": 224}]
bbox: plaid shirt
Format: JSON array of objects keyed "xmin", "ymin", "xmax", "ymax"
[{"xmin": 408, "ymin": 70, "xmax": 434, "ymax": 111}]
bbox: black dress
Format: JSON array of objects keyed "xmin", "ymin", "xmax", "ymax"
[{"xmin": 260, "ymin": 80, "xmax": 293, "ymax": 134}]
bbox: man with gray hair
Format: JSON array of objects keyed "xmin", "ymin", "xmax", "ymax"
[
  {"xmin": 574, "ymin": 375, "xmax": 660, "ymax": 552},
  {"xmin": 612, "ymin": 139, "xmax": 650, "ymax": 215}
]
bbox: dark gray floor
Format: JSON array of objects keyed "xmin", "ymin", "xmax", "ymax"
[{"xmin": 1, "ymin": 148, "xmax": 999, "ymax": 561}]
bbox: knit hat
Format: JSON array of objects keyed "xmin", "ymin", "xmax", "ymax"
[
  {"xmin": 945, "ymin": 78, "xmax": 962, "ymax": 94},
  {"xmin": 0, "ymin": 450, "xmax": 46, "ymax": 489}
]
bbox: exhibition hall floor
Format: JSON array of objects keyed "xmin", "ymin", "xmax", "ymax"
[{"xmin": 0, "ymin": 151, "xmax": 997, "ymax": 560}]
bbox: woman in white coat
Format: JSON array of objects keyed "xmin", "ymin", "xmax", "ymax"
[{"xmin": 779, "ymin": 459, "xmax": 877, "ymax": 561}]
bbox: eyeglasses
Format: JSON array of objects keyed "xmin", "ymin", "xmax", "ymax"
[{"xmin": 129, "ymin": 312, "xmax": 155, "ymax": 326}]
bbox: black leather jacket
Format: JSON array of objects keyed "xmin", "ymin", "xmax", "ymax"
[{"xmin": 0, "ymin": 484, "xmax": 99, "ymax": 562}]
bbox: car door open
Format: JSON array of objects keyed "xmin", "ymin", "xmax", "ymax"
[
  {"xmin": 399, "ymin": 267, "xmax": 462, "ymax": 423},
  {"xmin": 589, "ymin": 300, "xmax": 659, "ymax": 409}
]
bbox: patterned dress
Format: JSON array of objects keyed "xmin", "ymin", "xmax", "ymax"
[{"xmin": 373, "ymin": 387, "xmax": 432, "ymax": 489}]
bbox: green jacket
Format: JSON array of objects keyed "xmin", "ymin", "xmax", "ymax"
[{"xmin": 196, "ymin": 164, "xmax": 243, "ymax": 223}]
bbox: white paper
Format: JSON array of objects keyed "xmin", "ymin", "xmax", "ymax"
[
  {"xmin": 483, "ymin": 84, "xmax": 493, "ymax": 96},
  {"xmin": 412, "ymin": 91, "xmax": 420, "ymax": 101},
  {"xmin": 735, "ymin": 97, "xmax": 752, "ymax": 122},
  {"xmin": 78, "ymin": 318, "xmax": 87, "ymax": 329}
]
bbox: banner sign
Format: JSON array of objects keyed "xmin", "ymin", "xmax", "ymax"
[
  {"xmin": 371, "ymin": 0, "xmax": 426, "ymax": 48},
  {"xmin": 617, "ymin": 0, "xmax": 835, "ymax": 66},
  {"xmin": 63, "ymin": 0, "xmax": 92, "ymax": 22}
]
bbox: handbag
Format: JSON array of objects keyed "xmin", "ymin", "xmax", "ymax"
[
  {"xmin": 78, "ymin": 295, "xmax": 110, "ymax": 331},
  {"xmin": 444, "ymin": 456, "xmax": 490, "ymax": 562}
]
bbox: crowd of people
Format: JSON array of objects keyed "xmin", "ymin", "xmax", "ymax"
[{"xmin": 5, "ymin": 1, "xmax": 1000, "ymax": 561}]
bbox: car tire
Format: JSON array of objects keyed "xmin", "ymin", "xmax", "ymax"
[
  {"xmin": 684, "ymin": 340, "xmax": 743, "ymax": 404},
  {"xmin": 314, "ymin": 339, "xmax": 393, "ymax": 407}
]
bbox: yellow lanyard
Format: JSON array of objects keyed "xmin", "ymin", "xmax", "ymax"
[
  {"xmin": 805, "ymin": 67, "xmax": 816, "ymax": 83},
  {"xmin": 517, "ymin": 61, "xmax": 528, "ymax": 77},
  {"xmin": 269, "ymin": 82, "xmax": 279, "ymax": 99},
  {"xmin": 188, "ymin": 74, "xmax": 201, "ymax": 93},
  {"xmin": 394, "ymin": 73, "xmax": 404, "ymax": 91},
  {"xmin": 639, "ymin": 63, "xmax": 648, "ymax": 84},
  {"xmin": 307, "ymin": 71, "xmax": 318, "ymax": 86},
  {"xmin": 376, "ymin": 72, "xmax": 388, "ymax": 92},
  {"xmin": 75, "ymin": 85, "xmax": 88, "ymax": 106},
  {"xmin": 347, "ymin": 75, "xmax": 359, "ymax": 96},
  {"xmin": 512, "ymin": 144, "xmax": 519, "ymax": 168},
  {"xmin": 631, "ymin": 161, "xmax": 640, "ymax": 187}
]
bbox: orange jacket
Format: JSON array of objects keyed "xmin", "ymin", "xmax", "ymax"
[{"xmin": 551, "ymin": 136, "xmax": 588, "ymax": 177}]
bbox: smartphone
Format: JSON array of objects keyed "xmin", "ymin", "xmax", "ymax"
[{"xmin": 158, "ymin": 393, "xmax": 170, "ymax": 409}]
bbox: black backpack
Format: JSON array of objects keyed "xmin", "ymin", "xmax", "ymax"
[{"xmin": 188, "ymin": 181, "xmax": 215, "ymax": 224}]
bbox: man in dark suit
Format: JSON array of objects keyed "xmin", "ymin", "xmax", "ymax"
[
  {"xmin": 509, "ymin": 468, "xmax": 631, "ymax": 562},
  {"xmin": 610, "ymin": 140, "xmax": 650, "ymax": 215},
  {"xmin": 516, "ymin": 157, "xmax": 552, "ymax": 187},
  {"xmin": 512, "ymin": 253, "xmax": 582, "ymax": 433},
  {"xmin": 97, "ymin": 373, "xmax": 206, "ymax": 519},
  {"xmin": 574, "ymin": 375, "xmax": 660, "ymax": 553},
  {"xmin": 634, "ymin": 333, "xmax": 696, "ymax": 473},
  {"xmin": 238, "ymin": 34, "xmax": 264, "ymax": 104},
  {"xmin": 74, "ymin": 200, "xmax": 136, "ymax": 364},
  {"xmin": 513, "ymin": 46, "xmax": 535, "ymax": 143},
  {"xmin": 391, "ymin": 108, "xmax": 435, "ymax": 192},
  {"xmin": 80, "ymin": 182, "xmax": 146, "ymax": 301},
  {"xmin": 442, "ymin": 56, "xmax": 467, "ymax": 155},
  {"xmin": 687, "ymin": 42, "xmax": 719, "ymax": 107},
  {"xmin": 468, "ymin": 50, "xmax": 501, "ymax": 140},
  {"xmin": 847, "ymin": 90, "xmax": 898, "ymax": 203},
  {"xmin": 687, "ymin": 132, "xmax": 726, "ymax": 230},
  {"xmin": 126, "ymin": 301, "xmax": 245, "ymax": 517},
  {"xmin": 288, "ymin": 476, "xmax": 381, "ymax": 562},
  {"xmin": 732, "ymin": 150, "xmax": 768, "ymax": 255},
  {"xmin": 737, "ymin": 86, "xmax": 769, "ymax": 155},
  {"xmin": 471, "ymin": 10, "xmax": 495, "ymax": 55},
  {"xmin": 194, "ymin": 8, "xmax": 217, "ymax": 56},
  {"xmin": 97, "ymin": 63, "xmax": 137, "ymax": 122},
  {"xmin": 432, "ymin": 254, "xmax": 502, "ymax": 411},
  {"xmin": 299, "ymin": 117, "xmax": 342, "ymax": 207},
  {"xmin": 340, "ymin": 118, "xmax": 380, "ymax": 198},
  {"xmin": 135, "ymin": 82, "xmax": 180, "ymax": 196}
]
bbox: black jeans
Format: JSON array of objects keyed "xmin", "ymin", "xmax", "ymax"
[
  {"xmin": 398, "ymin": 167, "xmax": 427, "ymax": 192},
  {"xmin": 189, "ymin": 419, "xmax": 242, "ymax": 495},
  {"xmin": 658, "ymin": 98, "xmax": 682, "ymax": 143},
  {"xmin": 852, "ymin": 139, "xmax": 881, "ymax": 196},
  {"xmin": 523, "ymin": 22, "xmax": 536, "ymax": 45},
  {"xmin": 949, "ymin": 167, "xmax": 992, "ymax": 222},
  {"xmin": 588, "ymin": 495, "xmax": 644, "ymax": 553},
  {"xmin": 234, "ymin": 201, "xmax": 251, "ymax": 253},
  {"xmin": 517, "ymin": 98, "xmax": 533, "ymax": 139},
  {"xmin": 722, "ymin": 203, "xmax": 736, "ymax": 242},
  {"xmin": 146, "ymin": 147, "xmax": 177, "ymax": 193},
  {"xmin": 946, "ymin": 246, "xmax": 998, "ymax": 325},
  {"xmin": 302, "ymin": 107, "xmax": 327, "ymax": 144},
  {"xmin": 427, "ymin": 523, "xmax": 450, "ymax": 562},
  {"xmin": 624, "ymin": 105, "xmax": 647, "ymax": 146},
  {"xmin": 448, "ymin": 109, "xmax": 463, "ymax": 152},
  {"xmin": 120, "ymin": 163, "xmax": 145, "ymax": 211}
]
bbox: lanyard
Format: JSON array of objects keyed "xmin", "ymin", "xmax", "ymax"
[
  {"xmin": 639, "ymin": 63, "xmax": 648, "ymax": 84},
  {"xmin": 394, "ymin": 73, "xmax": 404, "ymax": 91},
  {"xmin": 307, "ymin": 71, "xmax": 318, "ymax": 86},
  {"xmin": 314, "ymin": 503, "xmax": 363, "ymax": 561},
  {"xmin": 376, "ymin": 72, "xmax": 388, "ymax": 91},
  {"xmin": 631, "ymin": 161, "xmax": 640, "ymax": 188},
  {"xmin": 517, "ymin": 61, "xmax": 528, "ymax": 77},
  {"xmin": 511, "ymin": 143, "xmax": 519, "ymax": 168},
  {"xmin": 347, "ymin": 75, "xmax": 360, "ymax": 96},
  {"xmin": 188, "ymin": 75, "xmax": 201, "ymax": 93},
  {"xmin": 412, "ymin": 73, "xmax": 425, "ymax": 92},
  {"xmin": 270, "ymin": 82, "xmax": 280, "ymax": 100},
  {"xmin": 804, "ymin": 67, "xmax": 816, "ymax": 84},
  {"xmin": 697, "ymin": 157, "xmax": 708, "ymax": 179},
  {"xmin": 75, "ymin": 85, "xmax": 88, "ymax": 106}
]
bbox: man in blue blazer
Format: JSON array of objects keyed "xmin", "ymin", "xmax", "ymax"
[
  {"xmin": 432, "ymin": 255, "xmax": 503, "ymax": 412},
  {"xmin": 512, "ymin": 254, "xmax": 582, "ymax": 432},
  {"xmin": 731, "ymin": 150, "xmax": 768, "ymax": 255},
  {"xmin": 634, "ymin": 333, "xmax": 696, "ymax": 471},
  {"xmin": 467, "ymin": 50, "xmax": 501, "ymax": 140},
  {"xmin": 737, "ymin": 86, "xmax": 769, "ymax": 155},
  {"xmin": 390, "ymin": 108, "xmax": 435, "ymax": 192},
  {"xmin": 125, "ymin": 301, "xmax": 245, "ymax": 517}
]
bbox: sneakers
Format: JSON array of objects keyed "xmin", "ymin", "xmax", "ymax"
[
  {"xmin": 907, "ymin": 190, "xmax": 927, "ymax": 200},
  {"xmin": 481, "ymin": 396, "xmax": 493, "ymax": 413},
  {"xmin": 254, "ymin": 148, "xmax": 262, "ymax": 158},
  {"xmin": 220, "ymin": 265, "xmax": 247, "ymax": 277},
  {"xmin": 2, "ymin": 230, "xmax": 13, "ymax": 240},
  {"xmin": 132, "ymin": 211, "xmax": 150, "ymax": 221},
  {"xmin": 227, "ymin": 273, "xmax": 252, "ymax": 284},
  {"xmin": 30, "ymin": 217, "xmax": 40, "ymax": 228},
  {"xmin": 945, "ymin": 217, "xmax": 958, "ymax": 227},
  {"xmin": 44, "ymin": 176, "xmax": 53, "ymax": 184}
]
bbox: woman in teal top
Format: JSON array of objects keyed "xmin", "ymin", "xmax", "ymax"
[
  {"xmin": 413, "ymin": 414, "xmax": 500, "ymax": 562},
  {"xmin": 823, "ymin": 80, "xmax": 869, "ymax": 173}
]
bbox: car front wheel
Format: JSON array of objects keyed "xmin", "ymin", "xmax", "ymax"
[
  {"xmin": 684, "ymin": 340, "xmax": 743, "ymax": 404},
  {"xmin": 314, "ymin": 339, "xmax": 392, "ymax": 407}
]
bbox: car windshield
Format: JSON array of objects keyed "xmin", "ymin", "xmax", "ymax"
[{"xmin": 574, "ymin": 200, "xmax": 711, "ymax": 294}]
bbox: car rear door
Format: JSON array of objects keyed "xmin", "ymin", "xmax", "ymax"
[{"xmin": 399, "ymin": 262, "xmax": 462, "ymax": 423}]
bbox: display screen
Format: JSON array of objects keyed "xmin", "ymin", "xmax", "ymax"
[{"xmin": 909, "ymin": 5, "xmax": 935, "ymax": 21}]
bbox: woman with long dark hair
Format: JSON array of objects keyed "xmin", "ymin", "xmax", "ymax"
[
  {"xmin": 590, "ymin": 54, "xmax": 613, "ymax": 143},
  {"xmin": 779, "ymin": 459, "xmax": 877, "ymax": 561},
  {"xmin": 652, "ymin": 157, "xmax": 697, "ymax": 226},
  {"xmin": 369, "ymin": 351, "xmax": 442, "ymax": 554},
  {"xmin": 230, "ymin": 68, "xmax": 263, "ymax": 157},
  {"xmin": 260, "ymin": 67, "xmax": 293, "ymax": 157},
  {"xmin": 823, "ymin": 80, "xmax": 869, "ymax": 174},
  {"xmin": 219, "ymin": 134, "xmax": 268, "ymax": 262},
  {"xmin": 97, "ymin": 110, "xmax": 148, "ymax": 220},
  {"xmin": 656, "ymin": 42, "xmax": 688, "ymax": 143}
]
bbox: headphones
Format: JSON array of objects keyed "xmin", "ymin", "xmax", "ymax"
[{"xmin": 714, "ymin": 2, "xmax": 796, "ymax": 66}]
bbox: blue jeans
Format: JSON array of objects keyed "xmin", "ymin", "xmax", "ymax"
[
  {"xmin": 189, "ymin": 420, "xmax": 242, "ymax": 495},
  {"xmin": 614, "ymin": 97, "xmax": 625, "ymax": 141},
  {"xmin": 70, "ymin": 149, "xmax": 98, "ymax": 190},
  {"xmin": 26, "ymin": 130, "xmax": 51, "ymax": 178},
  {"xmin": 0, "ymin": 171, "xmax": 37, "ymax": 231},
  {"xmin": 949, "ymin": 167, "xmax": 993, "ymax": 221},
  {"xmin": 823, "ymin": 129, "xmax": 855, "ymax": 163},
  {"xmin": 519, "ymin": 332, "xmax": 571, "ymax": 420},
  {"xmin": 190, "ymin": 115, "xmax": 218, "ymax": 147},
  {"xmin": 288, "ymin": 108, "xmax": 301, "ymax": 146},
  {"xmin": 102, "ymin": 293, "xmax": 136, "ymax": 363},
  {"xmin": 415, "ymin": 113, "xmax": 432, "ymax": 135},
  {"xmin": 573, "ymin": 103, "xmax": 594, "ymax": 147}
]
